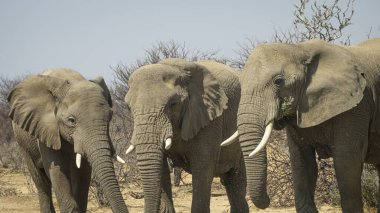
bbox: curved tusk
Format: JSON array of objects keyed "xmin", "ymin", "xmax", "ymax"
[
  {"xmin": 249, "ymin": 121, "xmax": 274, "ymax": 157},
  {"xmin": 116, "ymin": 155, "xmax": 126, "ymax": 164},
  {"xmin": 220, "ymin": 131, "xmax": 239, "ymax": 146},
  {"xmin": 76, "ymin": 153, "xmax": 82, "ymax": 169},
  {"xmin": 125, "ymin": 145, "xmax": 135, "ymax": 155},
  {"xmin": 165, "ymin": 138, "xmax": 172, "ymax": 150}
]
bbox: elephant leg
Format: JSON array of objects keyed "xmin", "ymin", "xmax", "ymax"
[
  {"xmin": 190, "ymin": 158, "xmax": 214, "ymax": 213},
  {"xmin": 19, "ymin": 147, "xmax": 55, "ymax": 213},
  {"xmin": 38, "ymin": 142, "xmax": 80, "ymax": 212},
  {"xmin": 332, "ymin": 110, "xmax": 368, "ymax": 213},
  {"xmin": 220, "ymin": 157, "xmax": 249, "ymax": 213},
  {"xmin": 70, "ymin": 158, "xmax": 91, "ymax": 213},
  {"xmin": 333, "ymin": 151, "xmax": 363, "ymax": 212},
  {"xmin": 286, "ymin": 127, "xmax": 318, "ymax": 213},
  {"xmin": 160, "ymin": 157, "xmax": 175, "ymax": 213}
]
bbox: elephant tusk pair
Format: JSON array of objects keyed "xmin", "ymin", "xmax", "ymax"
[
  {"xmin": 248, "ymin": 121, "xmax": 274, "ymax": 157},
  {"xmin": 124, "ymin": 138, "xmax": 172, "ymax": 154},
  {"xmin": 75, "ymin": 153, "xmax": 125, "ymax": 169},
  {"xmin": 220, "ymin": 131, "xmax": 239, "ymax": 146},
  {"xmin": 219, "ymin": 121, "xmax": 274, "ymax": 157}
]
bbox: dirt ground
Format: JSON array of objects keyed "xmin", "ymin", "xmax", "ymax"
[{"xmin": 0, "ymin": 169, "xmax": 341, "ymax": 213}]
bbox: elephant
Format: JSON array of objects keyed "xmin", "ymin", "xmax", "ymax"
[
  {"xmin": 7, "ymin": 69, "xmax": 129, "ymax": 213},
  {"xmin": 124, "ymin": 58, "xmax": 259, "ymax": 213},
  {"xmin": 221, "ymin": 38, "xmax": 380, "ymax": 212}
]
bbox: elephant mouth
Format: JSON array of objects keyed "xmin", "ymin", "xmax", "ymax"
[{"xmin": 274, "ymin": 118, "xmax": 286, "ymax": 130}]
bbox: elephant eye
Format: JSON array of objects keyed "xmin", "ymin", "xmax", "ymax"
[
  {"xmin": 169, "ymin": 100, "xmax": 179, "ymax": 108},
  {"xmin": 274, "ymin": 78, "xmax": 284, "ymax": 87},
  {"xmin": 66, "ymin": 115, "xmax": 76, "ymax": 127}
]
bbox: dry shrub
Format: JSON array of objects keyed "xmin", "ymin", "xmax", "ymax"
[
  {"xmin": 362, "ymin": 164, "xmax": 379, "ymax": 210},
  {"xmin": 267, "ymin": 130, "xmax": 294, "ymax": 207},
  {"xmin": 0, "ymin": 187, "xmax": 18, "ymax": 197},
  {"xmin": 267, "ymin": 130, "xmax": 378, "ymax": 208},
  {"xmin": 0, "ymin": 142, "xmax": 24, "ymax": 171},
  {"xmin": 267, "ymin": 130, "xmax": 338, "ymax": 207}
]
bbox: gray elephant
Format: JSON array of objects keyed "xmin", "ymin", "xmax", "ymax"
[
  {"xmin": 7, "ymin": 69, "xmax": 128, "ymax": 213},
  {"xmin": 124, "ymin": 58, "xmax": 256, "ymax": 213},
  {"xmin": 222, "ymin": 38, "xmax": 380, "ymax": 212}
]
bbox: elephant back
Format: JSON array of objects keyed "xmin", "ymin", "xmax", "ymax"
[{"xmin": 42, "ymin": 68, "xmax": 86, "ymax": 81}]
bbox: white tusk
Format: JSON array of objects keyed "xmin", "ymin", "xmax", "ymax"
[
  {"xmin": 249, "ymin": 121, "xmax": 274, "ymax": 157},
  {"xmin": 76, "ymin": 153, "xmax": 82, "ymax": 169},
  {"xmin": 125, "ymin": 145, "xmax": 135, "ymax": 154},
  {"xmin": 220, "ymin": 131, "xmax": 239, "ymax": 146},
  {"xmin": 116, "ymin": 155, "xmax": 125, "ymax": 164},
  {"xmin": 165, "ymin": 138, "xmax": 172, "ymax": 150}
]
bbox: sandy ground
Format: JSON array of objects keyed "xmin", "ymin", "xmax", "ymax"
[{"xmin": 0, "ymin": 169, "xmax": 341, "ymax": 213}]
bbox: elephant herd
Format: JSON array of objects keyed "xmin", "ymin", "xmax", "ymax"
[{"xmin": 6, "ymin": 38, "xmax": 380, "ymax": 213}]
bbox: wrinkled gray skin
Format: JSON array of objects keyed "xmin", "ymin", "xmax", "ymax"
[
  {"xmin": 8, "ymin": 69, "xmax": 128, "ymax": 213},
  {"xmin": 125, "ymin": 59, "xmax": 255, "ymax": 213},
  {"xmin": 236, "ymin": 38, "xmax": 380, "ymax": 213}
]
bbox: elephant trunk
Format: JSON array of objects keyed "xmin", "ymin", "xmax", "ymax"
[
  {"xmin": 136, "ymin": 144, "xmax": 163, "ymax": 213},
  {"xmin": 85, "ymin": 136, "xmax": 129, "ymax": 213},
  {"xmin": 131, "ymin": 111, "xmax": 171, "ymax": 213},
  {"xmin": 237, "ymin": 92, "xmax": 272, "ymax": 209}
]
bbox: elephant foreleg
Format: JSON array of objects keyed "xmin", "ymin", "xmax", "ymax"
[
  {"xmin": 160, "ymin": 157, "xmax": 175, "ymax": 213},
  {"xmin": 287, "ymin": 126, "xmax": 318, "ymax": 213},
  {"xmin": 333, "ymin": 149, "xmax": 364, "ymax": 213},
  {"xmin": 38, "ymin": 142, "xmax": 80, "ymax": 212},
  {"xmin": 190, "ymin": 159, "xmax": 214, "ymax": 213},
  {"xmin": 220, "ymin": 156, "xmax": 249, "ymax": 213},
  {"xmin": 70, "ymin": 158, "xmax": 91, "ymax": 213},
  {"xmin": 331, "ymin": 104, "xmax": 371, "ymax": 213},
  {"xmin": 19, "ymin": 147, "xmax": 55, "ymax": 213}
]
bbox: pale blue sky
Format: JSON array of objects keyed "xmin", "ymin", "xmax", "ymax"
[{"xmin": 1, "ymin": 0, "xmax": 379, "ymax": 83}]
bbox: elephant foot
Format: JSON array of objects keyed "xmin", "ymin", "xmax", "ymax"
[{"xmin": 251, "ymin": 194, "xmax": 270, "ymax": 209}]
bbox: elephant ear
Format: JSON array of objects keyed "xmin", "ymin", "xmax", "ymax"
[
  {"xmin": 7, "ymin": 75, "xmax": 70, "ymax": 150},
  {"xmin": 297, "ymin": 40, "xmax": 367, "ymax": 128},
  {"xmin": 90, "ymin": 76, "xmax": 113, "ymax": 107},
  {"xmin": 159, "ymin": 58, "xmax": 228, "ymax": 141}
]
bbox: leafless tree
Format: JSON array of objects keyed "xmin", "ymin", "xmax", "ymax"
[
  {"xmin": 230, "ymin": 38, "xmax": 261, "ymax": 70},
  {"xmin": 274, "ymin": 0, "xmax": 354, "ymax": 44},
  {"xmin": 0, "ymin": 76, "xmax": 24, "ymax": 168},
  {"xmin": 232, "ymin": 0, "xmax": 355, "ymax": 69}
]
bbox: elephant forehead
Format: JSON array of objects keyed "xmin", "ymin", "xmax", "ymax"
[
  {"xmin": 243, "ymin": 44, "xmax": 303, "ymax": 84},
  {"xmin": 130, "ymin": 64, "xmax": 182, "ymax": 83},
  {"xmin": 243, "ymin": 55, "xmax": 285, "ymax": 83},
  {"xmin": 65, "ymin": 83, "xmax": 106, "ymax": 104}
]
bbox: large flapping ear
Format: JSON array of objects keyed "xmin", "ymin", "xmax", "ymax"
[
  {"xmin": 7, "ymin": 75, "xmax": 70, "ymax": 150},
  {"xmin": 159, "ymin": 58, "xmax": 228, "ymax": 141},
  {"xmin": 297, "ymin": 40, "xmax": 367, "ymax": 128},
  {"xmin": 90, "ymin": 76, "xmax": 113, "ymax": 107}
]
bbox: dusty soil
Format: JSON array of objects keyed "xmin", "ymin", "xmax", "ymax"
[{"xmin": 0, "ymin": 169, "xmax": 341, "ymax": 212}]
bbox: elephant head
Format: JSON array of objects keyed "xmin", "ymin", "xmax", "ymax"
[
  {"xmin": 125, "ymin": 58, "xmax": 227, "ymax": 212},
  {"xmin": 222, "ymin": 39, "xmax": 366, "ymax": 207},
  {"xmin": 7, "ymin": 69, "xmax": 128, "ymax": 212}
]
